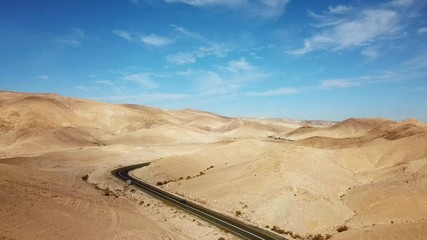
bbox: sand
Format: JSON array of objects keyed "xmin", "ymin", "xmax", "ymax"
[{"xmin": 1, "ymin": 90, "xmax": 426, "ymax": 240}]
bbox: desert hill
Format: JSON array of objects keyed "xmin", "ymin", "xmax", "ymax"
[
  {"xmin": 294, "ymin": 118, "xmax": 427, "ymax": 149},
  {"xmin": 0, "ymin": 91, "xmax": 284, "ymax": 155},
  {"xmin": 283, "ymin": 118, "xmax": 397, "ymax": 140},
  {"xmin": 1, "ymin": 91, "xmax": 426, "ymax": 240},
  {"xmin": 329, "ymin": 118, "xmax": 396, "ymax": 134}
]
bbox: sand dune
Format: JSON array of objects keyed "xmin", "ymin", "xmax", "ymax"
[{"xmin": 1, "ymin": 91, "xmax": 426, "ymax": 240}]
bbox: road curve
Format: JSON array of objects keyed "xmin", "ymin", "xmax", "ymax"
[{"xmin": 112, "ymin": 163, "xmax": 287, "ymax": 240}]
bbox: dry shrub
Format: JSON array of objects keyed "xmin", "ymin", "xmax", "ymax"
[
  {"xmin": 337, "ymin": 225, "xmax": 348, "ymax": 232},
  {"xmin": 81, "ymin": 174, "xmax": 89, "ymax": 182}
]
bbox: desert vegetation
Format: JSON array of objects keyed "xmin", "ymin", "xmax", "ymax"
[
  {"xmin": 156, "ymin": 165, "xmax": 215, "ymax": 186},
  {"xmin": 270, "ymin": 225, "xmax": 332, "ymax": 240},
  {"xmin": 336, "ymin": 225, "xmax": 348, "ymax": 232}
]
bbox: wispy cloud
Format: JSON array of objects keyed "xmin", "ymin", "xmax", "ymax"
[
  {"xmin": 58, "ymin": 39, "xmax": 81, "ymax": 46},
  {"xmin": 320, "ymin": 79, "xmax": 361, "ymax": 89},
  {"xmin": 318, "ymin": 72, "xmax": 401, "ymax": 90},
  {"xmin": 167, "ymin": 52, "xmax": 197, "ymax": 64},
  {"xmin": 360, "ymin": 47, "xmax": 380, "ymax": 60},
  {"xmin": 140, "ymin": 34, "xmax": 173, "ymax": 46},
  {"xmin": 225, "ymin": 58, "xmax": 271, "ymax": 82},
  {"xmin": 57, "ymin": 28, "xmax": 85, "ymax": 47},
  {"xmin": 415, "ymin": 86, "xmax": 427, "ymax": 91},
  {"xmin": 400, "ymin": 53, "xmax": 427, "ymax": 71},
  {"xmin": 418, "ymin": 27, "xmax": 427, "ymax": 34},
  {"xmin": 164, "ymin": 0, "xmax": 290, "ymax": 19},
  {"xmin": 167, "ymin": 25, "xmax": 231, "ymax": 65},
  {"xmin": 94, "ymin": 93, "xmax": 191, "ymax": 103},
  {"xmin": 69, "ymin": 28, "xmax": 85, "ymax": 38},
  {"xmin": 185, "ymin": 58, "xmax": 271, "ymax": 95},
  {"xmin": 36, "ymin": 75, "xmax": 50, "ymax": 80},
  {"xmin": 113, "ymin": 29, "xmax": 132, "ymax": 41},
  {"xmin": 74, "ymin": 85, "xmax": 89, "ymax": 92},
  {"xmin": 227, "ymin": 58, "xmax": 253, "ymax": 72},
  {"xmin": 122, "ymin": 73, "xmax": 159, "ymax": 89},
  {"xmin": 388, "ymin": 0, "xmax": 414, "ymax": 7},
  {"xmin": 96, "ymin": 80, "xmax": 127, "ymax": 94},
  {"xmin": 170, "ymin": 24, "xmax": 205, "ymax": 40},
  {"xmin": 250, "ymin": 0, "xmax": 290, "ymax": 18},
  {"xmin": 327, "ymin": 5, "xmax": 352, "ymax": 14},
  {"xmin": 289, "ymin": 1, "xmax": 409, "ymax": 55},
  {"xmin": 167, "ymin": 44, "xmax": 229, "ymax": 64},
  {"xmin": 245, "ymin": 87, "xmax": 298, "ymax": 96},
  {"xmin": 88, "ymin": 74, "xmax": 98, "ymax": 78},
  {"xmin": 165, "ymin": 0, "xmax": 245, "ymax": 8},
  {"xmin": 193, "ymin": 71, "xmax": 237, "ymax": 95},
  {"xmin": 318, "ymin": 53, "xmax": 427, "ymax": 90}
]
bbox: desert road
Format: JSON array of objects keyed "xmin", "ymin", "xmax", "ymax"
[{"xmin": 112, "ymin": 163, "xmax": 287, "ymax": 240}]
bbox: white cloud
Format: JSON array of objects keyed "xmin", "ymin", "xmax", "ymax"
[
  {"xmin": 167, "ymin": 45, "xmax": 229, "ymax": 64},
  {"xmin": 167, "ymin": 25, "xmax": 229, "ymax": 65},
  {"xmin": 313, "ymin": 52, "xmax": 427, "ymax": 91},
  {"xmin": 246, "ymin": 87, "xmax": 298, "ymax": 96},
  {"xmin": 328, "ymin": 5, "xmax": 352, "ymax": 14},
  {"xmin": 175, "ymin": 69, "xmax": 195, "ymax": 76},
  {"xmin": 164, "ymin": 0, "xmax": 289, "ymax": 18},
  {"xmin": 251, "ymin": 0, "xmax": 290, "ymax": 18},
  {"xmin": 140, "ymin": 34, "xmax": 173, "ymax": 46},
  {"xmin": 165, "ymin": 0, "xmax": 245, "ymax": 7},
  {"xmin": 96, "ymin": 80, "xmax": 114, "ymax": 85},
  {"xmin": 194, "ymin": 71, "xmax": 237, "ymax": 95},
  {"xmin": 225, "ymin": 58, "xmax": 270, "ymax": 82},
  {"xmin": 361, "ymin": 47, "xmax": 380, "ymax": 60},
  {"xmin": 320, "ymin": 79, "xmax": 361, "ymax": 89},
  {"xmin": 415, "ymin": 86, "xmax": 427, "ymax": 91},
  {"xmin": 400, "ymin": 54, "xmax": 427, "ymax": 71},
  {"xmin": 290, "ymin": 3, "xmax": 403, "ymax": 55},
  {"xmin": 122, "ymin": 73, "xmax": 159, "ymax": 89},
  {"xmin": 36, "ymin": 75, "xmax": 50, "ymax": 80},
  {"xmin": 74, "ymin": 86, "xmax": 89, "ymax": 92},
  {"xmin": 228, "ymin": 58, "xmax": 253, "ymax": 71},
  {"xmin": 96, "ymin": 80, "xmax": 127, "ymax": 94},
  {"xmin": 388, "ymin": 0, "xmax": 414, "ymax": 7},
  {"xmin": 94, "ymin": 93, "xmax": 191, "ymax": 102},
  {"xmin": 57, "ymin": 28, "xmax": 85, "ymax": 47},
  {"xmin": 198, "ymin": 45, "xmax": 229, "ymax": 58},
  {"xmin": 181, "ymin": 59, "xmax": 271, "ymax": 96},
  {"xmin": 69, "ymin": 28, "xmax": 85, "ymax": 38},
  {"xmin": 113, "ymin": 29, "xmax": 132, "ymax": 41},
  {"xmin": 170, "ymin": 24, "xmax": 205, "ymax": 40},
  {"xmin": 167, "ymin": 52, "xmax": 197, "ymax": 64},
  {"xmin": 418, "ymin": 27, "xmax": 427, "ymax": 34},
  {"xmin": 58, "ymin": 39, "xmax": 81, "ymax": 46}
]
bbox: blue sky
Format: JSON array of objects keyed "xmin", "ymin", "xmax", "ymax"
[{"xmin": 1, "ymin": 0, "xmax": 427, "ymax": 121}]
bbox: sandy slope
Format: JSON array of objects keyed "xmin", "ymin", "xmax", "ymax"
[
  {"xmin": 0, "ymin": 163, "xmax": 174, "ymax": 240},
  {"xmin": 132, "ymin": 118, "xmax": 427, "ymax": 239},
  {"xmin": 1, "ymin": 91, "xmax": 426, "ymax": 240}
]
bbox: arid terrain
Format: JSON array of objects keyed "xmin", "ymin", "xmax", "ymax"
[{"xmin": 1, "ymin": 90, "xmax": 426, "ymax": 240}]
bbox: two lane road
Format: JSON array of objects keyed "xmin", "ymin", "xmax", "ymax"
[{"xmin": 112, "ymin": 163, "xmax": 286, "ymax": 240}]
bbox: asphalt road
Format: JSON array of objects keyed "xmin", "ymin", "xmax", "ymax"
[{"xmin": 112, "ymin": 163, "xmax": 287, "ymax": 240}]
